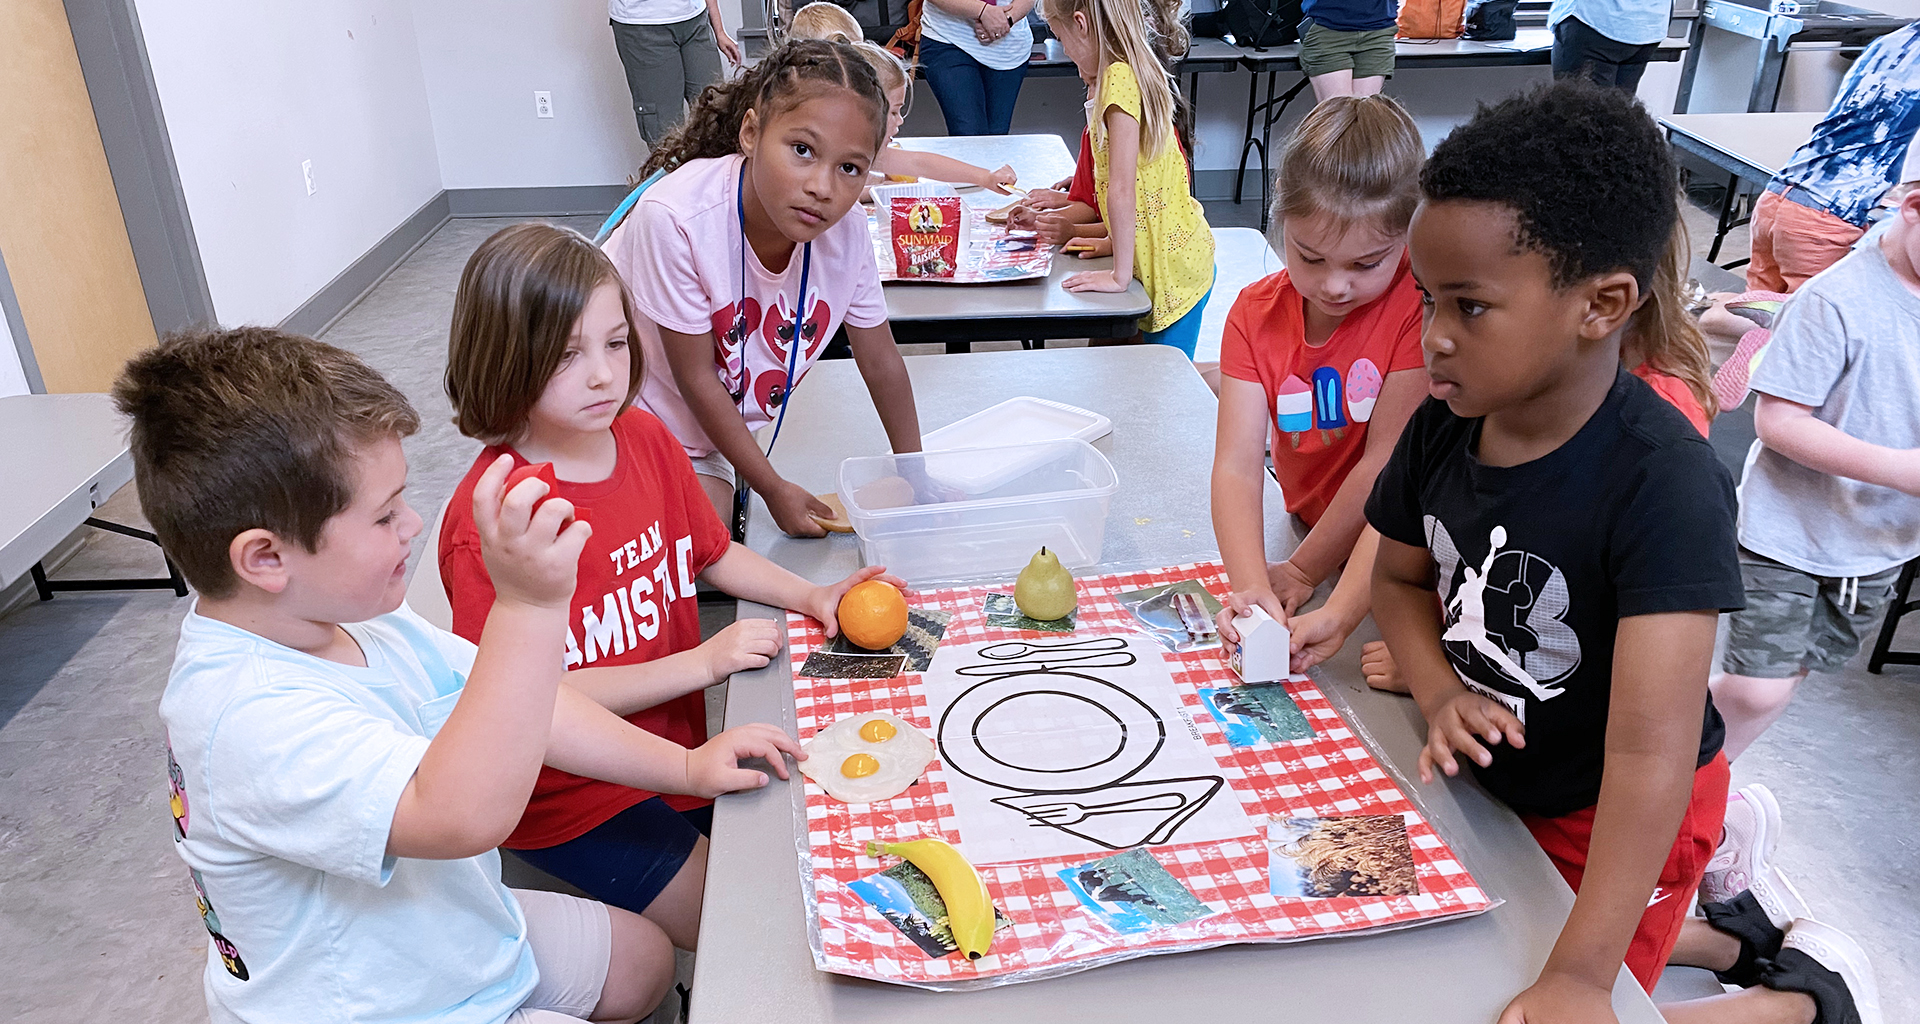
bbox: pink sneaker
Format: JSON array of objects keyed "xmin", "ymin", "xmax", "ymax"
[{"xmin": 1700, "ymin": 784, "xmax": 1780, "ymax": 906}]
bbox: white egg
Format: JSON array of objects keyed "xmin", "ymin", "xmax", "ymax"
[{"xmin": 799, "ymin": 712, "xmax": 936, "ymax": 803}]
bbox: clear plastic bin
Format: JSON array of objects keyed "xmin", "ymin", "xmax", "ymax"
[{"xmin": 837, "ymin": 439, "xmax": 1118, "ymax": 585}]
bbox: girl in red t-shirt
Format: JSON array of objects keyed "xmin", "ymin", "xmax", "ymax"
[
  {"xmin": 1212, "ymin": 96, "xmax": 1429, "ymax": 669},
  {"xmin": 439, "ymin": 222, "xmax": 895, "ymax": 954}
]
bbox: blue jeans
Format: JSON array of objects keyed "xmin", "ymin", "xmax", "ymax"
[{"xmin": 919, "ymin": 37, "xmax": 1027, "ymax": 135}]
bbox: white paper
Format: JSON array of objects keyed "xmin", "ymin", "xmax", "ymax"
[{"xmin": 920, "ymin": 634, "xmax": 1259, "ymax": 864}]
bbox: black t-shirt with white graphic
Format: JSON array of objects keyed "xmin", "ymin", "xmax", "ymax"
[{"xmin": 1366, "ymin": 368, "xmax": 1743, "ymax": 818}]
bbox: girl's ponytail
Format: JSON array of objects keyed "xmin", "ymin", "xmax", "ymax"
[
  {"xmin": 639, "ymin": 40, "xmax": 888, "ymax": 179},
  {"xmin": 1629, "ymin": 219, "xmax": 1719, "ymax": 421}
]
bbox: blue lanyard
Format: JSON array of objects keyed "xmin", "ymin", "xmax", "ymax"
[{"xmin": 735, "ymin": 165, "xmax": 812, "ymax": 457}]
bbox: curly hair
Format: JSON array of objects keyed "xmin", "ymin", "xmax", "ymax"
[
  {"xmin": 1420, "ymin": 81, "xmax": 1677, "ymax": 292},
  {"xmin": 640, "ymin": 39, "xmax": 887, "ymax": 179}
]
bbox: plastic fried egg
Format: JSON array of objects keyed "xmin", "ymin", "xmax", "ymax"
[{"xmin": 798, "ymin": 713, "xmax": 935, "ymax": 804}]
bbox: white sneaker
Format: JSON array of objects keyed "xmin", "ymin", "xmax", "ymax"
[
  {"xmin": 1751, "ymin": 861, "xmax": 1812, "ymax": 930},
  {"xmin": 1782, "ymin": 918, "xmax": 1882, "ymax": 1024},
  {"xmin": 1700, "ymin": 783, "xmax": 1781, "ymax": 906}
]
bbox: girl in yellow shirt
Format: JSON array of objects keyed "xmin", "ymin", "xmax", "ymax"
[{"xmin": 1044, "ymin": 0, "xmax": 1216, "ymax": 355}]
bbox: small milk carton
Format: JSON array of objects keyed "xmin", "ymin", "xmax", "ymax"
[{"xmin": 1226, "ymin": 606, "xmax": 1292, "ymax": 683}]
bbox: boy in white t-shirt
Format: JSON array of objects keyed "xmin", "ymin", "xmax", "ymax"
[{"xmin": 121, "ymin": 328, "xmax": 801, "ymax": 1024}]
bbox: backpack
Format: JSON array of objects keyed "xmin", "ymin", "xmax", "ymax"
[
  {"xmin": 1226, "ymin": 0, "xmax": 1305, "ymax": 48},
  {"xmin": 1462, "ymin": 0, "xmax": 1519, "ymax": 39},
  {"xmin": 1396, "ymin": 0, "xmax": 1465, "ymax": 39}
]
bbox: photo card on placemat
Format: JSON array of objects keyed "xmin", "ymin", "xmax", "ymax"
[
  {"xmin": 982, "ymin": 593, "xmax": 1075, "ymax": 633},
  {"xmin": 848, "ymin": 860, "xmax": 1011, "ymax": 959},
  {"xmin": 799, "ymin": 651, "xmax": 907, "ymax": 679},
  {"xmin": 1056, "ymin": 847, "xmax": 1216, "ymax": 934},
  {"xmin": 1267, "ymin": 815, "xmax": 1419, "ymax": 898},
  {"xmin": 823, "ymin": 608, "xmax": 952, "ymax": 672},
  {"xmin": 1199, "ymin": 683, "xmax": 1316, "ymax": 747}
]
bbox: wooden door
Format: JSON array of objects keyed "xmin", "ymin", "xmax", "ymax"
[{"xmin": 0, "ymin": 0, "xmax": 158, "ymax": 393}]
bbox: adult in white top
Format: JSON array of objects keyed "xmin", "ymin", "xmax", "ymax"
[
  {"xmin": 917, "ymin": 0, "xmax": 1035, "ymax": 134},
  {"xmin": 609, "ymin": 0, "xmax": 742, "ymax": 147}
]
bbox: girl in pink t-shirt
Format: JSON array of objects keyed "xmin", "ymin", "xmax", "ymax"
[{"xmin": 603, "ymin": 40, "xmax": 923, "ymax": 538}]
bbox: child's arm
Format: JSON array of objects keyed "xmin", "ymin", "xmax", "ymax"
[
  {"xmin": 1372, "ymin": 535, "xmax": 1526, "ymax": 782},
  {"xmin": 1281, "ymin": 527, "xmax": 1380, "ymax": 673},
  {"xmin": 705, "ymin": 0, "xmax": 741, "ymax": 64},
  {"xmin": 563, "ymin": 618, "xmax": 782, "ymax": 716},
  {"xmin": 1270, "ymin": 369, "xmax": 1427, "ymax": 614},
  {"xmin": 1212, "ymin": 374, "xmax": 1287, "ymax": 623},
  {"xmin": 844, "ymin": 322, "xmax": 925, "ymax": 457},
  {"xmin": 701, "ymin": 544, "xmax": 904, "ymax": 638},
  {"xmin": 1755, "ymin": 392, "xmax": 1920, "ymax": 495},
  {"xmin": 877, "ymin": 149, "xmax": 1017, "ymax": 192},
  {"xmin": 388, "ymin": 456, "xmax": 589, "ymax": 859},
  {"xmin": 1063, "ymin": 106, "xmax": 1139, "ymax": 295},
  {"xmin": 1500, "ymin": 610, "xmax": 1716, "ymax": 1023},
  {"xmin": 544, "ymin": 681, "xmax": 804, "ymax": 798},
  {"xmin": 658, "ymin": 325, "xmax": 837, "ymax": 538}
]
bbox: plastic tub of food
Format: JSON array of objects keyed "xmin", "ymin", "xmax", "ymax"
[{"xmin": 837, "ymin": 438, "xmax": 1118, "ymax": 585}]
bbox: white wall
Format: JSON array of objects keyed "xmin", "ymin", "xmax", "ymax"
[
  {"xmin": 0, "ymin": 285, "xmax": 28, "ymax": 398},
  {"xmin": 411, "ymin": 0, "xmax": 650, "ymax": 189},
  {"xmin": 135, "ymin": 0, "xmax": 443, "ymax": 327}
]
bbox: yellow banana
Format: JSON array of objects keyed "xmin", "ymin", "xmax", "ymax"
[{"xmin": 866, "ymin": 836, "xmax": 995, "ymax": 960}]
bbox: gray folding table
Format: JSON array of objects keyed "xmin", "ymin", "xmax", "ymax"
[
  {"xmin": 0, "ymin": 393, "xmax": 185, "ymax": 599},
  {"xmin": 1661, "ymin": 111, "xmax": 1823, "ymax": 267},
  {"xmin": 694, "ymin": 345, "xmax": 1667, "ymax": 1024},
  {"xmin": 879, "ymin": 135, "xmax": 1152, "ymax": 349}
]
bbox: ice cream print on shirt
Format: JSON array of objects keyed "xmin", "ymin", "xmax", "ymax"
[
  {"xmin": 707, "ymin": 290, "xmax": 832, "ymax": 423},
  {"xmin": 1274, "ymin": 358, "xmax": 1383, "ymax": 448},
  {"xmin": 166, "ymin": 745, "xmax": 188, "ymax": 840},
  {"xmin": 190, "ymin": 867, "xmax": 249, "ymax": 980},
  {"xmin": 564, "ymin": 520, "xmax": 700, "ymax": 669},
  {"xmin": 1425, "ymin": 517, "xmax": 1582, "ymax": 722}
]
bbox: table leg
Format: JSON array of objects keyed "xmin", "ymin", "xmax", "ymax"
[
  {"xmin": 1258, "ymin": 76, "xmax": 1311, "ymax": 231},
  {"xmin": 1709, "ymin": 170, "xmax": 1739, "ymax": 264},
  {"xmin": 1673, "ymin": 17, "xmax": 1706, "ymax": 113},
  {"xmin": 30, "ymin": 517, "xmax": 190, "ymax": 600},
  {"xmin": 1235, "ymin": 69, "xmax": 1263, "ymax": 205}
]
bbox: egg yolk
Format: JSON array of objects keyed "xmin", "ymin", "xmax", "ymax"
[
  {"xmin": 859, "ymin": 719, "xmax": 897, "ymax": 743},
  {"xmin": 841, "ymin": 753, "xmax": 881, "ymax": 778}
]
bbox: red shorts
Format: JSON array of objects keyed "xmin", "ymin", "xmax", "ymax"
[{"xmin": 1521, "ymin": 752, "xmax": 1731, "ymax": 991}]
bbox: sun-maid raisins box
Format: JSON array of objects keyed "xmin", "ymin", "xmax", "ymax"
[{"xmin": 890, "ymin": 196, "xmax": 962, "ymax": 279}]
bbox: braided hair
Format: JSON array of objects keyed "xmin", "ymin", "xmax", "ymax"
[{"xmin": 640, "ymin": 40, "xmax": 888, "ymax": 178}]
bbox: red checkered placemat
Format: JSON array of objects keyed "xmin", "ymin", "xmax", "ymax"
[{"xmin": 788, "ymin": 561, "xmax": 1495, "ymax": 988}]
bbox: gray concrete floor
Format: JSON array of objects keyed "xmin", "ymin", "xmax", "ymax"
[{"xmin": 2, "ymin": 204, "xmax": 1914, "ymax": 1022}]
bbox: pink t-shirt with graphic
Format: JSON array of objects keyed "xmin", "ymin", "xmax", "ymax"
[{"xmin": 606, "ymin": 154, "xmax": 889, "ymax": 456}]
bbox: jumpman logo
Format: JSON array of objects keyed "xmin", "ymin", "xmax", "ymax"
[{"xmin": 1442, "ymin": 526, "xmax": 1561, "ymax": 701}]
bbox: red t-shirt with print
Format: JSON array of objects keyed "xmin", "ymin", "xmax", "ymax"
[
  {"xmin": 1220, "ymin": 255, "xmax": 1425, "ymax": 526},
  {"xmin": 439, "ymin": 409, "xmax": 732, "ymax": 849},
  {"xmin": 1633, "ymin": 363, "xmax": 1711, "ymax": 437}
]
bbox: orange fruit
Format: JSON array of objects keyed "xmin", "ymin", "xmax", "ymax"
[{"xmin": 838, "ymin": 580, "xmax": 909, "ymax": 651}]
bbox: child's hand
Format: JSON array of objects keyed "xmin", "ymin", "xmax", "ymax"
[
  {"xmin": 471, "ymin": 453, "xmax": 588, "ymax": 610},
  {"xmin": 1360, "ymin": 640, "xmax": 1409, "ymax": 694},
  {"xmin": 1287, "ymin": 605, "xmax": 1354, "ymax": 673},
  {"xmin": 1419, "ymin": 691, "xmax": 1525, "ymax": 784},
  {"xmin": 807, "ymin": 566, "xmax": 910, "ymax": 639},
  {"xmin": 1063, "ymin": 269, "xmax": 1130, "ymax": 293},
  {"xmin": 1266, "ymin": 559, "xmax": 1318, "ymax": 616},
  {"xmin": 684, "ymin": 724, "xmax": 806, "ymax": 797},
  {"xmin": 1024, "ymin": 187, "xmax": 1073, "ymax": 211},
  {"xmin": 1215, "ymin": 588, "xmax": 1288, "ymax": 644},
  {"xmin": 699, "ymin": 619, "xmax": 783, "ymax": 684},
  {"xmin": 983, "ymin": 164, "xmax": 1018, "ymax": 193},
  {"xmin": 766, "ymin": 480, "xmax": 833, "ymax": 538},
  {"xmin": 1496, "ymin": 973, "xmax": 1618, "ymax": 1024},
  {"xmin": 1071, "ymin": 235, "xmax": 1114, "ymax": 259}
]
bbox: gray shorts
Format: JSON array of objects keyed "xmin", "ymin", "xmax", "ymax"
[
  {"xmin": 688, "ymin": 447, "xmax": 734, "ymax": 487},
  {"xmin": 1721, "ymin": 548, "xmax": 1903, "ymax": 677}
]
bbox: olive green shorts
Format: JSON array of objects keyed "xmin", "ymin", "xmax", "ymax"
[
  {"xmin": 1721, "ymin": 548, "xmax": 1903, "ymax": 677},
  {"xmin": 1299, "ymin": 21, "xmax": 1398, "ymax": 79}
]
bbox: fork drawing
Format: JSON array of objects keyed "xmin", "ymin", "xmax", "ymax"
[{"xmin": 1018, "ymin": 792, "xmax": 1187, "ymax": 826}]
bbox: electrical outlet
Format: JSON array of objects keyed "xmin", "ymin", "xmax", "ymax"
[
  {"xmin": 302, "ymin": 159, "xmax": 316, "ymax": 196},
  {"xmin": 534, "ymin": 91, "xmax": 553, "ymax": 118}
]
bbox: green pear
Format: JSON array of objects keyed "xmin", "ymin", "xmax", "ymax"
[{"xmin": 1014, "ymin": 547, "xmax": 1077, "ymax": 621}]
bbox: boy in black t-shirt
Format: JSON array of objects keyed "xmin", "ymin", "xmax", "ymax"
[{"xmin": 1369, "ymin": 84, "xmax": 1880, "ymax": 1024}]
